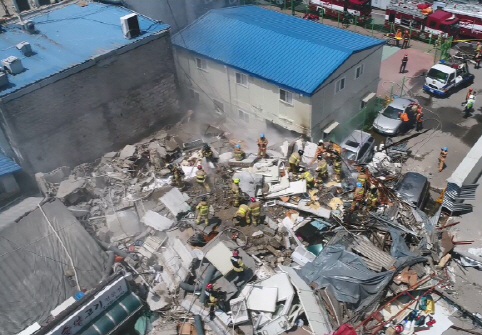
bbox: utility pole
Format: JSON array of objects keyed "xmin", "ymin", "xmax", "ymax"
[{"xmin": 291, "ymin": 0, "xmax": 294, "ymax": 15}]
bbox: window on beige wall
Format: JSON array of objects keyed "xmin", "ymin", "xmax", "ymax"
[
  {"xmin": 280, "ymin": 89, "xmax": 293, "ymax": 105},
  {"xmin": 196, "ymin": 57, "xmax": 207, "ymax": 70},
  {"xmin": 355, "ymin": 64, "xmax": 364, "ymax": 79},
  {"xmin": 236, "ymin": 72, "xmax": 248, "ymax": 87}
]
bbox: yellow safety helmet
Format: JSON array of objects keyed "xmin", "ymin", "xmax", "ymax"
[{"xmin": 234, "ymin": 178, "xmax": 240, "ymax": 184}]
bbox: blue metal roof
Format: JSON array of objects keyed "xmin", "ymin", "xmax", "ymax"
[
  {"xmin": 0, "ymin": 153, "xmax": 21, "ymax": 176},
  {"xmin": 172, "ymin": 6, "xmax": 384, "ymax": 96},
  {"xmin": 0, "ymin": 3, "xmax": 169, "ymax": 97}
]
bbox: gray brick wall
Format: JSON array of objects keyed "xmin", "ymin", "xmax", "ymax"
[{"xmin": 1, "ymin": 32, "xmax": 180, "ymax": 174}]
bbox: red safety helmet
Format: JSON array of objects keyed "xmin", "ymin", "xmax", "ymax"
[
  {"xmin": 233, "ymin": 250, "xmax": 239, "ymax": 256},
  {"xmin": 197, "ymin": 165, "xmax": 202, "ymax": 170},
  {"xmin": 405, "ymin": 54, "xmax": 408, "ymax": 56},
  {"xmin": 206, "ymin": 283, "xmax": 213, "ymax": 290},
  {"xmin": 469, "ymin": 88, "xmax": 473, "ymax": 91},
  {"xmin": 250, "ymin": 197, "xmax": 255, "ymax": 202}
]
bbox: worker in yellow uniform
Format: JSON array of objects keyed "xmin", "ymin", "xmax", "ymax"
[
  {"xmin": 315, "ymin": 155, "xmax": 328, "ymax": 183},
  {"xmin": 357, "ymin": 167, "xmax": 368, "ymax": 187},
  {"xmin": 196, "ymin": 165, "xmax": 211, "ymax": 192},
  {"xmin": 168, "ymin": 164, "xmax": 185, "ymax": 188},
  {"xmin": 333, "ymin": 156, "xmax": 342, "ymax": 182},
  {"xmin": 202, "ymin": 144, "xmax": 214, "ymax": 162},
  {"xmin": 257, "ymin": 134, "xmax": 268, "ymax": 158},
  {"xmin": 234, "ymin": 144, "xmax": 245, "ymax": 161},
  {"xmin": 231, "ymin": 250, "xmax": 246, "ymax": 287},
  {"xmin": 366, "ymin": 185, "xmax": 378, "ymax": 212},
  {"xmin": 351, "ymin": 182, "xmax": 365, "ymax": 211},
  {"xmin": 289, "ymin": 149, "xmax": 304, "ymax": 173},
  {"xmin": 311, "ymin": 140, "xmax": 326, "ymax": 163},
  {"xmin": 204, "ymin": 283, "xmax": 218, "ymax": 320},
  {"xmin": 195, "ymin": 196, "xmax": 210, "ymax": 225},
  {"xmin": 234, "ymin": 204, "xmax": 251, "ymax": 225},
  {"xmin": 232, "ymin": 178, "xmax": 241, "ymax": 207},
  {"xmin": 298, "ymin": 167, "xmax": 315, "ymax": 189},
  {"xmin": 439, "ymin": 147, "xmax": 448, "ymax": 172},
  {"xmin": 249, "ymin": 197, "xmax": 262, "ymax": 226}
]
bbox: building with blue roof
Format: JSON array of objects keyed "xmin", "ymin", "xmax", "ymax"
[
  {"xmin": 0, "ymin": 1, "xmax": 180, "ymax": 175},
  {"xmin": 172, "ymin": 5, "xmax": 384, "ymax": 140}
]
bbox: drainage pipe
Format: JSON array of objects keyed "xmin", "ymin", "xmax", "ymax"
[
  {"xmin": 199, "ymin": 264, "xmax": 217, "ymax": 304},
  {"xmin": 194, "ymin": 315, "xmax": 205, "ymax": 335}
]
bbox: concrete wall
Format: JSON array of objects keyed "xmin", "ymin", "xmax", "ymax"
[
  {"xmin": 122, "ymin": 0, "xmax": 241, "ymax": 34},
  {"xmin": 0, "ymin": 174, "xmax": 20, "ymax": 200},
  {"xmin": 0, "ymin": 31, "xmax": 180, "ymax": 174},
  {"xmin": 310, "ymin": 45, "xmax": 383, "ymax": 141},
  {"xmin": 175, "ymin": 48, "xmax": 312, "ymax": 134}
]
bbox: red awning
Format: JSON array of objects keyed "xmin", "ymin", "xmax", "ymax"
[{"xmin": 349, "ymin": 0, "xmax": 368, "ymax": 5}]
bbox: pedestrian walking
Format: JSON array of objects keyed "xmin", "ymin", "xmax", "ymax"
[
  {"xmin": 400, "ymin": 54, "xmax": 408, "ymax": 73},
  {"xmin": 402, "ymin": 30, "xmax": 410, "ymax": 49},
  {"xmin": 438, "ymin": 147, "xmax": 448, "ymax": 172}
]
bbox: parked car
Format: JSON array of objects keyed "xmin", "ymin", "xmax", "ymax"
[
  {"xmin": 393, "ymin": 172, "xmax": 430, "ymax": 209},
  {"xmin": 340, "ymin": 130, "xmax": 375, "ymax": 165},
  {"xmin": 372, "ymin": 98, "xmax": 417, "ymax": 135}
]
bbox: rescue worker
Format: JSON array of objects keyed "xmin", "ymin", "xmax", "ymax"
[
  {"xmin": 204, "ymin": 283, "xmax": 218, "ymax": 319},
  {"xmin": 416, "ymin": 107, "xmax": 424, "ymax": 131},
  {"xmin": 232, "ymin": 178, "xmax": 241, "ymax": 207},
  {"xmin": 366, "ymin": 185, "xmax": 378, "ymax": 212},
  {"xmin": 257, "ymin": 134, "xmax": 268, "ymax": 158},
  {"xmin": 234, "ymin": 204, "xmax": 251, "ymax": 225},
  {"xmin": 350, "ymin": 182, "xmax": 365, "ymax": 211},
  {"xmin": 439, "ymin": 147, "xmax": 448, "ymax": 172},
  {"xmin": 234, "ymin": 144, "xmax": 245, "ymax": 161},
  {"xmin": 476, "ymin": 51, "xmax": 482, "ymax": 69},
  {"xmin": 249, "ymin": 197, "xmax": 262, "ymax": 226},
  {"xmin": 465, "ymin": 94, "xmax": 476, "ymax": 118},
  {"xmin": 311, "ymin": 140, "xmax": 326, "ymax": 163},
  {"xmin": 315, "ymin": 155, "xmax": 328, "ymax": 183},
  {"xmin": 465, "ymin": 88, "xmax": 474, "ymax": 103},
  {"xmin": 402, "ymin": 30, "xmax": 410, "ymax": 49},
  {"xmin": 289, "ymin": 149, "xmax": 304, "ymax": 173},
  {"xmin": 395, "ymin": 28, "xmax": 402, "ymax": 47},
  {"xmin": 231, "ymin": 250, "xmax": 246, "ymax": 286},
  {"xmin": 477, "ymin": 42, "xmax": 482, "ymax": 53},
  {"xmin": 298, "ymin": 167, "xmax": 315, "ymax": 189},
  {"xmin": 357, "ymin": 167, "xmax": 368, "ymax": 187},
  {"xmin": 168, "ymin": 164, "xmax": 185, "ymax": 188},
  {"xmin": 196, "ymin": 165, "xmax": 211, "ymax": 192},
  {"xmin": 202, "ymin": 144, "xmax": 214, "ymax": 162},
  {"xmin": 333, "ymin": 156, "xmax": 342, "ymax": 182},
  {"xmin": 400, "ymin": 54, "xmax": 408, "ymax": 73},
  {"xmin": 196, "ymin": 196, "xmax": 210, "ymax": 225},
  {"xmin": 399, "ymin": 109, "xmax": 410, "ymax": 133}
]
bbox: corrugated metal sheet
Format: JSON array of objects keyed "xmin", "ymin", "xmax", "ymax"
[
  {"xmin": 351, "ymin": 236, "xmax": 396, "ymax": 271},
  {"xmin": 0, "ymin": 153, "xmax": 21, "ymax": 176},
  {"xmin": 172, "ymin": 6, "xmax": 384, "ymax": 95},
  {"xmin": 0, "ymin": 3, "xmax": 169, "ymax": 98},
  {"xmin": 0, "ymin": 199, "xmax": 107, "ymax": 335}
]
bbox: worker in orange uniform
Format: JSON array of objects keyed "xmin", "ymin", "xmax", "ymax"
[
  {"xmin": 395, "ymin": 28, "xmax": 402, "ymax": 47},
  {"xmin": 402, "ymin": 30, "xmax": 410, "ymax": 49},
  {"xmin": 257, "ymin": 134, "xmax": 268, "ymax": 158},
  {"xmin": 439, "ymin": 147, "xmax": 448, "ymax": 172},
  {"xmin": 416, "ymin": 106, "xmax": 424, "ymax": 131},
  {"xmin": 196, "ymin": 165, "xmax": 211, "ymax": 192},
  {"xmin": 234, "ymin": 204, "xmax": 251, "ymax": 225},
  {"xmin": 196, "ymin": 196, "xmax": 210, "ymax": 225},
  {"xmin": 249, "ymin": 197, "xmax": 262, "ymax": 226},
  {"xmin": 311, "ymin": 140, "xmax": 326, "ymax": 163},
  {"xmin": 399, "ymin": 109, "xmax": 410, "ymax": 133},
  {"xmin": 351, "ymin": 182, "xmax": 365, "ymax": 211}
]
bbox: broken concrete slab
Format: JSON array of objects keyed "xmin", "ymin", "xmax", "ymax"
[
  {"xmin": 159, "ymin": 188, "xmax": 191, "ymax": 217},
  {"xmin": 230, "ymin": 297, "xmax": 250, "ymax": 325},
  {"xmin": 56, "ymin": 177, "xmax": 86, "ymax": 200},
  {"xmin": 141, "ymin": 210, "xmax": 174, "ymax": 231},
  {"xmin": 265, "ymin": 180, "xmax": 306, "ymax": 199},
  {"xmin": 146, "ymin": 282, "xmax": 171, "ymax": 311},
  {"xmin": 105, "ymin": 208, "xmax": 141, "ymax": 241},
  {"xmin": 67, "ymin": 205, "xmax": 90, "ymax": 218},
  {"xmin": 233, "ymin": 171, "xmax": 263, "ymax": 198},
  {"xmin": 103, "ymin": 151, "xmax": 117, "ymax": 159},
  {"xmin": 218, "ymin": 152, "xmax": 234, "ymax": 163},
  {"xmin": 205, "ymin": 241, "xmax": 234, "ymax": 276},
  {"xmin": 228, "ymin": 155, "xmax": 257, "ymax": 168},
  {"xmin": 119, "ymin": 145, "xmax": 136, "ymax": 159},
  {"xmin": 266, "ymin": 175, "xmax": 290, "ymax": 194},
  {"xmin": 277, "ymin": 199, "xmax": 331, "ymax": 219},
  {"xmin": 240, "ymin": 285, "xmax": 278, "ymax": 312}
]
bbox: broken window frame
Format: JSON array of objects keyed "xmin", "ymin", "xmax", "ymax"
[
  {"xmin": 195, "ymin": 57, "xmax": 207, "ymax": 71},
  {"xmin": 335, "ymin": 77, "xmax": 345, "ymax": 93},
  {"xmin": 280, "ymin": 88, "xmax": 293, "ymax": 105},
  {"xmin": 213, "ymin": 99, "xmax": 224, "ymax": 114},
  {"xmin": 238, "ymin": 109, "xmax": 249, "ymax": 122},
  {"xmin": 355, "ymin": 64, "xmax": 364, "ymax": 80},
  {"xmin": 235, "ymin": 72, "xmax": 249, "ymax": 87}
]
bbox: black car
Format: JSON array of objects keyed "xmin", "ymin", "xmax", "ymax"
[{"xmin": 393, "ymin": 172, "xmax": 430, "ymax": 209}]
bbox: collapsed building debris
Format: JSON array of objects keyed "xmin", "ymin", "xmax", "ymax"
[{"xmin": 25, "ymin": 129, "xmax": 482, "ymax": 335}]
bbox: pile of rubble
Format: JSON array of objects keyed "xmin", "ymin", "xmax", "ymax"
[{"xmin": 34, "ymin": 130, "xmax": 479, "ymax": 335}]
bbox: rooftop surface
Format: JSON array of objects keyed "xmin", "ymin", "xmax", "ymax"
[
  {"xmin": 172, "ymin": 6, "xmax": 384, "ymax": 96},
  {"xmin": 0, "ymin": 152, "xmax": 21, "ymax": 176},
  {"xmin": 0, "ymin": 2, "xmax": 169, "ymax": 97}
]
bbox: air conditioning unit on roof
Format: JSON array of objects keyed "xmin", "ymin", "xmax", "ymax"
[{"xmin": 120, "ymin": 13, "xmax": 140, "ymax": 39}]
